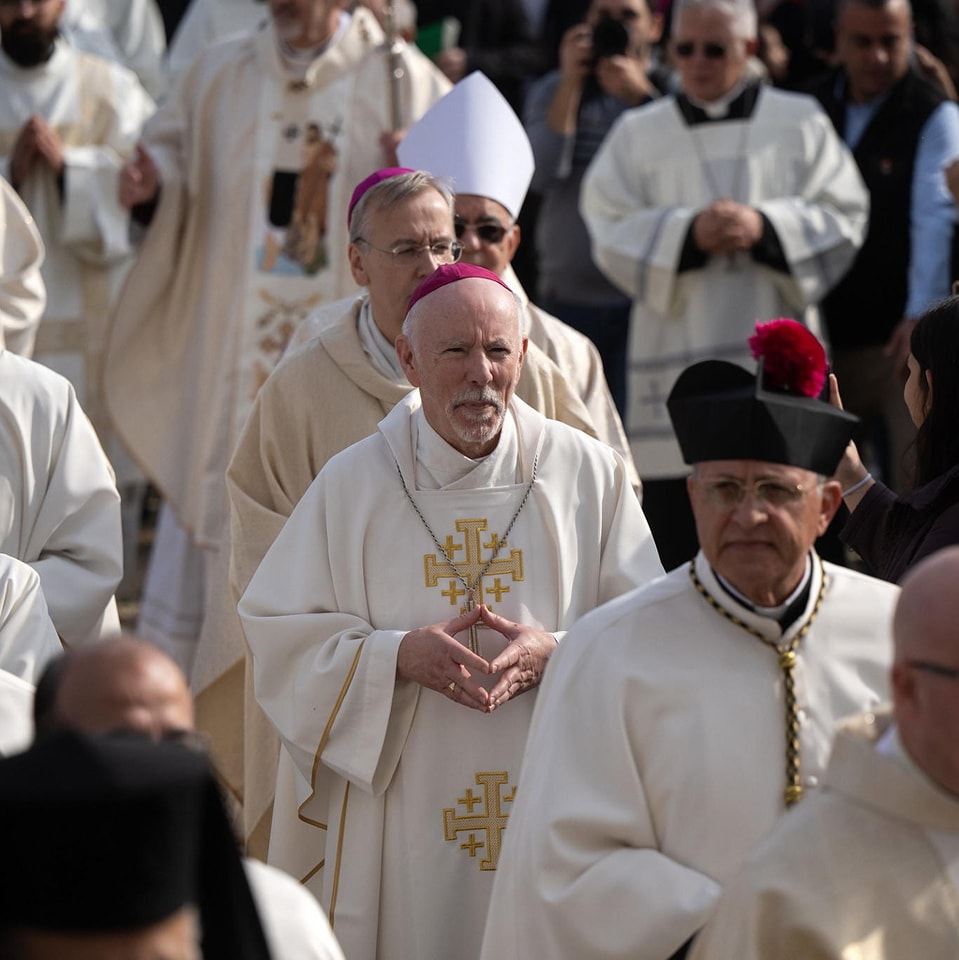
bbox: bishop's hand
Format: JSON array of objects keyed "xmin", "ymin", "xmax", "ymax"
[
  {"xmin": 483, "ymin": 606, "xmax": 558, "ymax": 712},
  {"xmin": 119, "ymin": 143, "xmax": 161, "ymax": 209},
  {"xmin": 397, "ymin": 606, "xmax": 492, "ymax": 712}
]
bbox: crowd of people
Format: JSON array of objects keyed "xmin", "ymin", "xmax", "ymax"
[{"xmin": 2, "ymin": 0, "xmax": 959, "ymax": 957}]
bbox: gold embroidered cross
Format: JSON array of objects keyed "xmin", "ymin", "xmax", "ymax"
[{"xmin": 443, "ymin": 771, "xmax": 516, "ymax": 871}]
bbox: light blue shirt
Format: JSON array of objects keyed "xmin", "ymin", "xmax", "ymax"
[{"xmin": 846, "ymin": 94, "xmax": 959, "ymax": 317}]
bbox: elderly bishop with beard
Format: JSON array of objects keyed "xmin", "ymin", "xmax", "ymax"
[{"xmin": 239, "ymin": 262, "xmax": 663, "ymax": 960}]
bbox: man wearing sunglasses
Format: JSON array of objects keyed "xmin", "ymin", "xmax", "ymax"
[
  {"xmin": 691, "ymin": 545, "xmax": 959, "ymax": 960},
  {"xmin": 481, "ymin": 321, "xmax": 896, "ymax": 960},
  {"xmin": 398, "ymin": 70, "xmax": 640, "ymax": 493},
  {"xmin": 581, "ymin": 0, "xmax": 869, "ymax": 571}
]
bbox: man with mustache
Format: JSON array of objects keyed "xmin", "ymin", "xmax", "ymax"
[{"xmin": 238, "ymin": 262, "xmax": 663, "ymax": 960}]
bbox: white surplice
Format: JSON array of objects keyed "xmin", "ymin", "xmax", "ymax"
[
  {"xmin": 0, "ymin": 553, "xmax": 60, "ymax": 684},
  {"xmin": 0, "ymin": 41, "xmax": 154, "ymax": 444},
  {"xmin": 0, "ymin": 174, "xmax": 45, "ymax": 357},
  {"xmin": 104, "ymin": 10, "xmax": 449, "ymax": 549},
  {"xmin": 580, "ymin": 87, "xmax": 868, "ymax": 478},
  {"xmin": 689, "ymin": 710, "xmax": 959, "ymax": 960},
  {"xmin": 239, "ymin": 393, "xmax": 663, "ymax": 960},
  {"xmin": 0, "ymin": 351, "xmax": 122, "ymax": 646},
  {"xmin": 480, "ymin": 552, "xmax": 896, "ymax": 960}
]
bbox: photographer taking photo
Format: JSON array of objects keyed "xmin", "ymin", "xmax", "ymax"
[{"xmin": 525, "ymin": 0, "xmax": 666, "ymax": 416}]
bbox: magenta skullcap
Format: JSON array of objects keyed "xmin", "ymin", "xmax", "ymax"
[
  {"xmin": 406, "ymin": 263, "xmax": 513, "ymax": 314},
  {"xmin": 347, "ymin": 167, "xmax": 415, "ymax": 227}
]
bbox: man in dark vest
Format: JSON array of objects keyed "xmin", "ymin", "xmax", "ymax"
[{"xmin": 808, "ymin": 0, "xmax": 959, "ymax": 494}]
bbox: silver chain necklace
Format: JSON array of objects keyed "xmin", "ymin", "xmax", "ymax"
[{"xmin": 394, "ymin": 450, "xmax": 539, "ymax": 654}]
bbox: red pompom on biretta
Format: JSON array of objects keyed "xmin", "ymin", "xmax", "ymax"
[{"xmin": 748, "ymin": 319, "xmax": 827, "ymax": 398}]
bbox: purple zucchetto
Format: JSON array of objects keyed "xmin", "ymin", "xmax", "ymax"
[
  {"xmin": 406, "ymin": 263, "xmax": 514, "ymax": 314},
  {"xmin": 347, "ymin": 167, "xmax": 416, "ymax": 226}
]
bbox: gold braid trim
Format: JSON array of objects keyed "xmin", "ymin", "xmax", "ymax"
[{"xmin": 688, "ymin": 563, "xmax": 827, "ymax": 808}]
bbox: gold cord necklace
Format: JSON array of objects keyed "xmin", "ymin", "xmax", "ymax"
[
  {"xmin": 688, "ymin": 562, "xmax": 827, "ymax": 808},
  {"xmin": 394, "ymin": 451, "xmax": 539, "ymax": 654}
]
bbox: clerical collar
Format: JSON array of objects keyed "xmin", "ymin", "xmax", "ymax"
[
  {"xmin": 676, "ymin": 78, "xmax": 760, "ymax": 126},
  {"xmin": 357, "ymin": 299, "xmax": 406, "ymax": 384},
  {"xmin": 412, "ymin": 406, "xmax": 521, "ymax": 491},
  {"xmin": 277, "ymin": 11, "xmax": 350, "ymax": 77},
  {"xmin": 715, "ymin": 555, "xmax": 813, "ymax": 627}
]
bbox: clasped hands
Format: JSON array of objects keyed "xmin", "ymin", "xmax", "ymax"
[
  {"xmin": 692, "ymin": 199, "xmax": 763, "ymax": 255},
  {"xmin": 396, "ymin": 605, "xmax": 557, "ymax": 714}
]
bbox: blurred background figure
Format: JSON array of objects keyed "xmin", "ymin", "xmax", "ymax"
[
  {"xmin": 0, "ymin": 172, "xmax": 45, "ymax": 357},
  {"xmin": 525, "ymin": 0, "xmax": 666, "ymax": 415},
  {"xmin": 808, "ymin": 0, "xmax": 959, "ymax": 497},
  {"xmin": 833, "ymin": 297, "xmax": 959, "ymax": 582},
  {"xmin": 0, "ymin": 728, "xmax": 272, "ymax": 960},
  {"xmin": 34, "ymin": 635, "xmax": 347, "ymax": 960}
]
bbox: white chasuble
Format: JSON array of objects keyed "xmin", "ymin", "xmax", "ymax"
[
  {"xmin": 104, "ymin": 13, "xmax": 449, "ymax": 547},
  {"xmin": 0, "ymin": 174, "xmax": 45, "ymax": 357},
  {"xmin": 240, "ymin": 394, "xmax": 662, "ymax": 960},
  {"xmin": 581, "ymin": 87, "xmax": 868, "ymax": 478},
  {"xmin": 480, "ymin": 552, "xmax": 896, "ymax": 960},
  {"xmin": 0, "ymin": 44, "xmax": 154, "ymax": 440}
]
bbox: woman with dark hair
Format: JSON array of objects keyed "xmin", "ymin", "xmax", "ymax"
[{"xmin": 831, "ymin": 295, "xmax": 959, "ymax": 582}]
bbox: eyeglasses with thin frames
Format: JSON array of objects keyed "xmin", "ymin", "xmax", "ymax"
[
  {"xmin": 454, "ymin": 219, "xmax": 510, "ymax": 245},
  {"xmin": 906, "ymin": 659, "xmax": 959, "ymax": 682},
  {"xmin": 355, "ymin": 238, "xmax": 462, "ymax": 267},
  {"xmin": 674, "ymin": 41, "xmax": 728, "ymax": 59},
  {"xmin": 699, "ymin": 478, "xmax": 808, "ymax": 509}
]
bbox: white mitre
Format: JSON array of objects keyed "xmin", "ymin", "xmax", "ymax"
[{"xmin": 398, "ymin": 71, "xmax": 534, "ymax": 221}]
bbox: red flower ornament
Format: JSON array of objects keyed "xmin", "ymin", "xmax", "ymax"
[{"xmin": 748, "ymin": 319, "xmax": 827, "ymax": 398}]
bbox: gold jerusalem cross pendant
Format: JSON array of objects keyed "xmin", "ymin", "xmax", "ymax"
[{"xmin": 466, "ymin": 588, "xmax": 480, "ymax": 655}]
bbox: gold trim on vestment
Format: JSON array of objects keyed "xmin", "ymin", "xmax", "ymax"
[{"xmin": 328, "ymin": 781, "xmax": 351, "ymax": 928}]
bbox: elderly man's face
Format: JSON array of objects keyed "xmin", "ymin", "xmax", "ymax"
[
  {"xmin": 687, "ymin": 460, "xmax": 841, "ymax": 606},
  {"xmin": 349, "ymin": 187, "xmax": 456, "ymax": 344},
  {"xmin": 835, "ymin": 0, "xmax": 912, "ymax": 104},
  {"xmin": 396, "ymin": 279, "xmax": 527, "ymax": 458},
  {"xmin": 268, "ymin": 0, "xmax": 342, "ymax": 47},
  {"xmin": 455, "ymin": 195, "xmax": 520, "ymax": 278},
  {"xmin": 672, "ymin": 5, "xmax": 753, "ymax": 102}
]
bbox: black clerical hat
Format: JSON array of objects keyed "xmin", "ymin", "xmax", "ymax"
[
  {"xmin": 667, "ymin": 321, "xmax": 858, "ymax": 475},
  {"xmin": 0, "ymin": 730, "xmax": 271, "ymax": 960}
]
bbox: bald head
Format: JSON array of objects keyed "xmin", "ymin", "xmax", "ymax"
[
  {"xmin": 38, "ymin": 637, "xmax": 194, "ymax": 742},
  {"xmin": 892, "ymin": 548, "xmax": 959, "ymax": 796}
]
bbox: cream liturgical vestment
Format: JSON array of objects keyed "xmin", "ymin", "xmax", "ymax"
[
  {"xmin": 192, "ymin": 294, "xmax": 607, "ymax": 857},
  {"xmin": 0, "ymin": 42, "xmax": 154, "ymax": 439},
  {"xmin": 0, "ymin": 351, "xmax": 122, "ymax": 647},
  {"xmin": 239, "ymin": 394, "xmax": 663, "ymax": 960},
  {"xmin": 689, "ymin": 710, "xmax": 959, "ymax": 960},
  {"xmin": 104, "ymin": 11, "xmax": 449, "ymax": 549},
  {"xmin": 0, "ymin": 175, "xmax": 45, "ymax": 357},
  {"xmin": 580, "ymin": 86, "xmax": 868, "ymax": 478},
  {"xmin": 480, "ymin": 552, "xmax": 896, "ymax": 960}
]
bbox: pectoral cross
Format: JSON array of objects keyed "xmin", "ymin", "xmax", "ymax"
[{"xmin": 466, "ymin": 588, "xmax": 480, "ymax": 655}]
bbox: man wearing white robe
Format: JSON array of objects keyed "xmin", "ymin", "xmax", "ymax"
[
  {"xmin": 195, "ymin": 168, "xmax": 615, "ymax": 860},
  {"xmin": 0, "ymin": 173, "xmax": 45, "ymax": 357},
  {"xmin": 0, "ymin": 0, "xmax": 154, "ymax": 441},
  {"xmin": 689, "ymin": 547, "xmax": 959, "ymax": 960},
  {"xmin": 580, "ymin": 0, "xmax": 868, "ymax": 568},
  {"xmin": 480, "ymin": 325, "xmax": 896, "ymax": 960},
  {"xmin": 239, "ymin": 264, "xmax": 663, "ymax": 960},
  {"xmin": 103, "ymin": 0, "xmax": 449, "ymax": 671},
  {"xmin": 0, "ymin": 350, "xmax": 122, "ymax": 646}
]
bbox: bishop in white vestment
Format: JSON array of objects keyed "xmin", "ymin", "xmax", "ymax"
[{"xmin": 240, "ymin": 264, "xmax": 663, "ymax": 960}]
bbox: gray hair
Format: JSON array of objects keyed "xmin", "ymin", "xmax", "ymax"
[
  {"xmin": 349, "ymin": 170, "xmax": 455, "ymax": 245},
  {"xmin": 672, "ymin": 0, "xmax": 758, "ymax": 39}
]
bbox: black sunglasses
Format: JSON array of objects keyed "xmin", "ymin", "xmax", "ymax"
[
  {"xmin": 454, "ymin": 220, "xmax": 509, "ymax": 244},
  {"xmin": 674, "ymin": 41, "xmax": 727, "ymax": 59}
]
